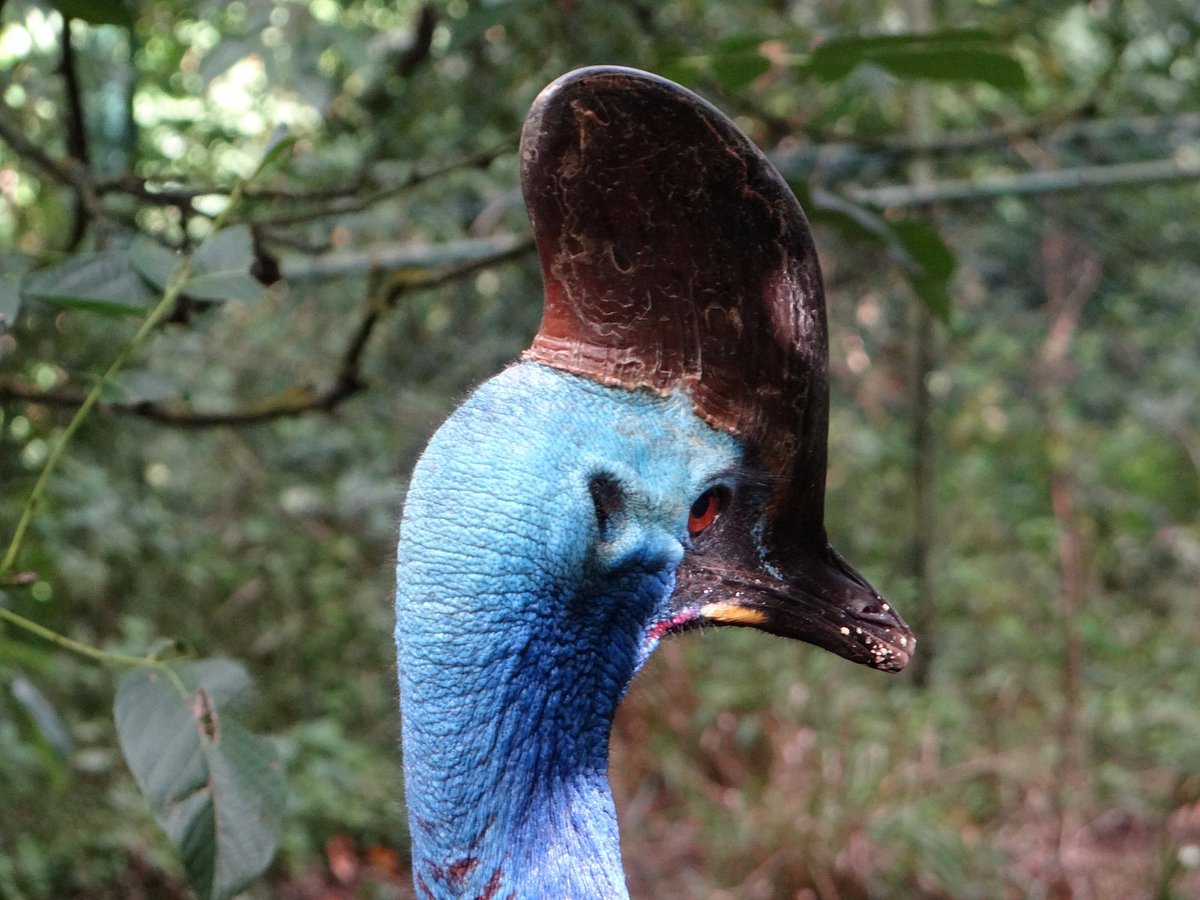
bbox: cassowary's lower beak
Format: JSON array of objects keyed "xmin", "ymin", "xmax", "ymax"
[{"xmin": 675, "ymin": 546, "xmax": 914, "ymax": 673}]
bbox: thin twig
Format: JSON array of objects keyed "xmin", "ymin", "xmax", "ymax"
[
  {"xmin": 382, "ymin": 236, "xmax": 532, "ymax": 307},
  {"xmin": 0, "ymin": 250, "xmax": 196, "ymax": 575},
  {"xmin": 94, "ymin": 172, "xmax": 366, "ymax": 205},
  {"xmin": 89, "ymin": 135, "xmax": 513, "ymax": 225},
  {"xmin": 0, "ymin": 380, "xmax": 342, "ymax": 427},
  {"xmin": 254, "ymin": 134, "xmax": 517, "ymax": 227},
  {"xmin": 0, "ymin": 109, "xmax": 104, "ymax": 230},
  {"xmin": 279, "ymin": 233, "xmax": 529, "ymax": 282},
  {"xmin": 0, "ymin": 605, "xmax": 191, "ymax": 696},
  {"xmin": 0, "ymin": 110, "xmax": 77, "ymax": 186}
]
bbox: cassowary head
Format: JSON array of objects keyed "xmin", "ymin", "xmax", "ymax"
[{"xmin": 396, "ymin": 66, "xmax": 914, "ymax": 899}]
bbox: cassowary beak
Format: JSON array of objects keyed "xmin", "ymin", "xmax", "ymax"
[
  {"xmin": 676, "ymin": 542, "xmax": 913, "ymax": 673},
  {"xmin": 519, "ymin": 66, "xmax": 915, "ymax": 673}
]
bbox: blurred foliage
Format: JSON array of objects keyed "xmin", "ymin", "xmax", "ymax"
[{"xmin": 2, "ymin": 0, "xmax": 1199, "ymax": 897}]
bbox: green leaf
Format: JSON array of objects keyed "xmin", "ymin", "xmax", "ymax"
[
  {"xmin": 794, "ymin": 186, "xmax": 956, "ymax": 324},
  {"xmin": 23, "ymin": 251, "xmax": 157, "ymax": 317},
  {"xmin": 0, "ymin": 276, "xmax": 20, "ymax": 330},
  {"xmin": 252, "ymin": 133, "xmax": 299, "ymax": 181},
  {"xmin": 707, "ymin": 34, "xmax": 771, "ymax": 90},
  {"xmin": 890, "ymin": 220, "xmax": 956, "ymax": 323},
  {"xmin": 9, "ymin": 676, "xmax": 73, "ymax": 759},
  {"xmin": 129, "ymin": 236, "xmax": 185, "ymax": 292},
  {"xmin": 105, "ymin": 370, "xmax": 184, "ymax": 405},
  {"xmin": 184, "ymin": 272, "xmax": 264, "ymax": 303},
  {"xmin": 811, "ymin": 30, "xmax": 997, "ymax": 59},
  {"xmin": 50, "ymin": 0, "xmax": 135, "ymax": 27},
  {"xmin": 795, "ymin": 182, "xmax": 897, "ymax": 249},
  {"xmin": 712, "ymin": 52, "xmax": 771, "ymax": 91},
  {"xmin": 908, "ymin": 275, "xmax": 953, "ymax": 324},
  {"xmin": 662, "ymin": 34, "xmax": 772, "ymax": 91},
  {"xmin": 654, "ymin": 57, "xmax": 700, "ymax": 88},
  {"xmin": 115, "ymin": 660, "xmax": 285, "ymax": 900},
  {"xmin": 890, "ymin": 220, "xmax": 956, "ymax": 282},
  {"xmin": 808, "ymin": 29, "xmax": 995, "ymax": 71},
  {"xmin": 871, "ymin": 48, "xmax": 1027, "ymax": 90},
  {"xmin": 807, "ymin": 30, "xmax": 1026, "ymax": 91},
  {"xmin": 185, "ymin": 226, "xmax": 264, "ymax": 303}
]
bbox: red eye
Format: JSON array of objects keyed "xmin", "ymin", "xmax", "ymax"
[{"xmin": 688, "ymin": 488, "xmax": 723, "ymax": 536}]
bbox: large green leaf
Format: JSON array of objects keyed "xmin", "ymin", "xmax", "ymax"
[
  {"xmin": 659, "ymin": 34, "xmax": 772, "ymax": 91},
  {"xmin": 129, "ymin": 236, "xmax": 185, "ymax": 292},
  {"xmin": 807, "ymin": 30, "xmax": 1027, "ymax": 91},
  {"xmin": 50, "ymin": 0, "xmax": 135, "ymax": 27},
  {"xmin": 184, "ymin": 226, "xmax": 264, "ymax": 303},
  {"xmin": 890, "ymin": 219, "xmax": 956, "ymax": 283},
  {"xmin": 793, "ymin": 184, "xmax": 956, "ymax": 324},
  {"xmin": 709, "ymin": 34, "xmax": 772, "ymax": 90},
  {"xmin": 890, "ymin": 220, "xmax": 956, "ymax": 323},
  {"xmin": 809, "ymin": 30, "xmax": 995, "ymax": 69},
  {"xmin": 114, "ymin": 660, "xmax": 285, "ymax": 900},
  {"xmin": 872, "ymin": 48, "xmax": 1026, "ymax": 89},
  {"xmin": 22, "ymin": 251, "xmax": 157, "ymax": 317},
  {"xmin": 907, "ymin": 275, "xmax": 953, "ymax": 324}
]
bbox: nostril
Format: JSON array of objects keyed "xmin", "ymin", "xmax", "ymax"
[{"xmin": 848, "ymin": 593, "xmax": 900, "ymax": 626}]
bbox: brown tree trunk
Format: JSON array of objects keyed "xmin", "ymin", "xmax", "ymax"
[
  {"xmin": 902, "ymin": 0, "xmax": 939, "ymax": 688},
  {"xmin": 1037, "ymin": 226, "xmax": 1102, "ymax": 895}
]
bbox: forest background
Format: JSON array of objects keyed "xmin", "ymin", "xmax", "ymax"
[{"xmin": 1, "ymin": 0, "xmax": 1198, "ymax": 897}]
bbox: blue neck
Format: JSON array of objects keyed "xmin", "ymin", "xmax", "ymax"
[
  {"xmin": 395, "ymin": 363, "xmax": 738, "ymax": 898},
  {"xmin": 398, "ymin": 588, "xmax": 656, "ymax": 897}
]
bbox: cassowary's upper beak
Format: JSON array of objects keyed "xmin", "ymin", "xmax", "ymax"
[
  {"xmin": 675, "ymin": 537, "xmax": 913, "ymax": 673},
  {"xmin": 518, "ymin": 66, "xmax": 914, "ymax": 672}
]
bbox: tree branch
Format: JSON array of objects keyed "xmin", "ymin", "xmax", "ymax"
[
  {"xmin": 901, "ymin": 0, "xmax": 938, "ymax": 690},
  {"xmin": 0, "ymin": 237, "xmax": 534, "ymax": 428},
  {"xmin": 278, "ymin": 233, "xmax": 530, "ymax": 282},
  {"xmin": 252, "ymin": 134, "xmax": 516, "ymax": 228},
  {"xmin": 0, "ymin": 110, "xmax": 77, "ymax": 187},
  {"xmin": 396, "ymin": 3, "xmax": 437, "ymax": 77},
  {"xmin": 59, "ymin": 15, "xmax": 92, "ymax": 249},
  {"xmin": 770, "ymin": 113, "xmax": 1200, "ymax": 183},
  {"xmin": 2, "ymin": 132, "xmax": 514, "ymax": 241},
  {"xmin": 93, "ymin": 173, "xmax": 366, "ymax": 207},
  {"xmin": 60, "ymin": 25, "xmax": 90, "ymax": 166},
  {"xmin": 847, "ymin": 155, "xmax": 1200, "ymax": 209},
  {"xmin": 0, "ymin": 109, "xmax": 104, "ymax": 232},
  {"xmin": 0, "ymin": 379, "xmax": 352, "ymax": 428}
]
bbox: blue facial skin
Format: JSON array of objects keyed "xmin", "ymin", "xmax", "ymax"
[{"xmin": 395, "ymin": 361, "xmax": 742, "ymax": 899}]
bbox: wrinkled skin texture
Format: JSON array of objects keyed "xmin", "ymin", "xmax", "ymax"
[{"xmin": 396, "ymin": 363, "xmax": 741, "ymax": 899}]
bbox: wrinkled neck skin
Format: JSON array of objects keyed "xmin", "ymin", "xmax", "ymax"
[{"xmin": 396, "ymin": 363, "xmax": 739, "ymax": 899}]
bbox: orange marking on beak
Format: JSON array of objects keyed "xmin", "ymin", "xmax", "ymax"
[{"xmin": 700, "ymin": 602, "xmax": 767, "ymax": 626}]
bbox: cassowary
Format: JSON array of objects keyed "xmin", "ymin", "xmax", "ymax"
[{"xmin": 395, "ymin": 66, "xmax": 914, "ymax": 898}]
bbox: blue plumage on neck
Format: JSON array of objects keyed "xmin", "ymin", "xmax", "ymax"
[{"xmin": 395, "ymin": 362, "xmax": 740, "ymax": 898}]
